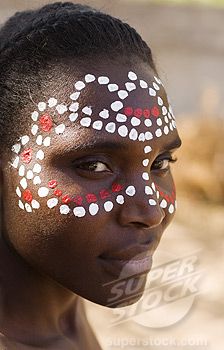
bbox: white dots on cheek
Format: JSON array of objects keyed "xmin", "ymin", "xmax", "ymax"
[
  {"xmin": 149, "ymin": 199, "xmax": 157, "ymax": 206},
  {"xmin": 47, "ymin": 198, "xmax": 59, "ymax": 209},
  {"xmin": 144, "ymin": 146, "xmax": 152, "ymax": 154},
  {"xmin": 149, "ymin": 88, "xmax": 156, "ymax": 97},
  {"xmin": 89, "ymin": 203, "xmax": 99, "ymax": 216},
  {"xmin": 108, "ymin": 84, "xmax": 119, "ymax": 92},
  {"xmin": 92, "ymin": 120, "xmax": 103, "ymax": 130},
  {"xmin": 36, "ymin": 135, "xmax": 43, "ymax": 146},
  {"xmin": 69, "ymin": 113, "xmax": 79, "ymax": 122},
  {"xmin": 33, "ymin": 164, "xmax": 42, "ymax": 174},
  {"xmin": 55, "ymin": 124, "xmax": 65, "ymax": 135},
  {"xmin": 12, "ymin": 143, "xmax": 21, "ymax": 154},
  {"xmin": 111, "ymin": 101, "xmax": 123, "ymax": 112},
  {"xmin": 31, "ymin": 111, "xmax": 39, "ymax": 121},
  {"xmin": 16, "ymin": 187, "xmax": 22, "ymax": 197},
  {"xmin": 125, "ymin": 186, "xmax": 136, "ymax": 197},
  {"xmin": 99, "ymin": 109, "xmax": 109, "ymax": 119},
  {"xmin": 21, "ymin": 135, "xmax": 29, "ymax": 145},
  {"xmin": 98, "ymin": 76, "xmax": 110, "ymax": 85},
  {"xmin": 48, "ymin": 97, "xmax": 58, "ymax": 108},
  {"xmin": 85, "ymin": 74, "xmax": 96, "ymax": 83},
  {"xmin": 36, "ymin": 150, "xmax": 45, "ymax": 160},
  {"xmin": 69, "ymin": 102, "xmax": 79, "ymax": 113},
  {"xmin": 104, "ymin": 201, "xmax": 114, "ymax": 212},
  {"xmin": 116, "ymin": 113, "xmax": 127, "ymax": 123},
  {"xmin": 38, "ymin": 102, "xmax": 46, "ymax": 112},
  {"xmin": 118, "ymin": 125, "xmax": 128, "ymax": 137},
  {"xmin": 116, "ymin": 195, "xmax": 125, "ymax": 205},
  {"xmin": 105, "ymin": 122, "xmax": 116, "ymax": 133},
  {"xmin": 125, "ymin": 82, "xmax": 136, "ymax": 92},
  {"xmin": 145, "ymin": 186, "xmax": 153, "ymax": 195},
  {"xmin": 31, "ymin": 125, "xmax": 39, "ymax": 136},
  {"xmin": 73, "ymin": 206, "xmax": 86, "ymax": 217},
  {"xmin": 60, "ymin": 205, "xmax": 71, "ymax": 215},
  {"xmin": 160, "ymin": 199, "xmax": 168, "ymax": 209},
  {"xmin": 75, "ymin": 81, "xmax": 85, "ymax": 91},
  {"xmin": 131, "ymin": 117, "xmax": 141, "ymax": 127},
  {"xmin": 33, "ymin": 176, "xmax": 41, "ymax": 185},
  {"xmin": 43, "ymin": 137, "xmax": 51, "ymax": 147},
  {"xmin": 82, "ymin": 106, "xmax": 92, "ymax": 116},
  {"xmin": 128, "ymin": 71, "xmax": 138, "ymax": 81},
  {"xmin": 20, "ymin": 178, "xmax": 27, "ymax": 190},
  {"xmin": 142, "ymin": 172, "xmax": 149, "ymax": 181},
  {"xmin": 80, "ymin": 117, "xmax": 91, "ymax": 128},
  {"xmin": 143, "ymin": 159, "xmax": 149, "ymax": 167},
  {"xmin": 118, "ymin": 90, "xmax": 129, "ymax": 100},
  {"xmin": 56, "ymin": 104, "xmax": 68, "ymax": 115},
  {"xmin": 31, "ymin": 200, "xmax": 40, "ymax": 210},
  {"xmin": 19, "ymin": 165, "xmax": 25, "ymax": 177},
  {"xmin": 168, "ymin": 204, "xmax": 175, "ymax": 214},
  {"xmin": 38, "ymin": 187, "xmax": 49, "ymax": 198},
  {"xmin": 26, "ymin": 170, "xmax": 34, "ymax": 180},
  {"xmin": 129, "ymin": 128, "xmax": 138, "ymax": 141}
]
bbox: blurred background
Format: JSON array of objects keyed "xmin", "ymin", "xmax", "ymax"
[{"xmin": 1, "ymin": 1, "xmax": 223, "ymax": 349}]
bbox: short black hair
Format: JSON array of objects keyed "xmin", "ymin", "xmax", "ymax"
[{"xmin": 0, "ymin": 2, "xmax": 157, "ymax": 148}]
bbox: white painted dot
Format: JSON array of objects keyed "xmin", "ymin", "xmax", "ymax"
[
  {"xmin": 36, "ymin": 150, "xmax": 45, "ymax": 160},
  {"xmin": 145, "ymin": 131, "xmax": 153, "ymax": 140},
  {"xmin": 73, "ymin": 206, "xmax": 85, "ymax": 217},
  {"xmin": 69, "ymin": 102, "xmax": 79, "ymax": 113},
  {"xmin": 155, "ymin": 129, "xmax": 162, "ymax": 137},
  {"xmin": 70, "ymin": 92, "xmax": 80, "ymax": 101},
  {"xmin": 33, "ymin": 163, "xmax": 42, "ymax": 173},
  {"xmin": 164, "ymin": 126, "xmax": 169, "ymax": 135},
  {"xmin": 140, "ymin": 80, "xmax": 148, "ymax": 88},
  {"xmin": 75, "ymin": 81, "xmax": 85, "ymax": 90},
  {"xmin": 60, "ymin": 205, "xmax": 70, "ymax": 215},
  {"xmin": 38, "ymin": 102, "xmax": 46, "ymax": 112},
  {"xmin": 118, "ymin": 125, "xmax": 128, "ymax": 137},
  {"xmin": 85, "ymin": 74, "xmax": 96, "ymax": 83},
  {"xmin": 111, "ymin": 101, "xmax": 123, "ymax": 112},
  {"xmin": 105, "ymin": 122, "xmax": 116, "ymax": 133},
  {"xmin": 168, "ymin": 112, "xmax": 172, "ymax": 120},
  {"xmin": 69, "ymin": 113, "xmax": 79, "ymax": 122},
  {"xmin": 142, "ymin": 172, "xmax": 149, "ymax": 181},
  {"xmin": 153, "ymin": 82, "xmax": 160, "ymax": 91},
  {"xmin": 20, "ymin": 177, "xmax": 27, "ymax": 190},
  {"xmin": 128, "ymin": 71, "xmax": 137, "ymax": 81},
  {"xmin": 118, "ymin": 90, "xmax": 129, "ymax": 100},
  {"xmin": 56, "ymin": 104, "xmax": 68, "ymax": 115},
  {"xmin": 31, "ymin": 111, "xmax": 39, "ymax": 121},
  {"xmin": 92, "ymin": 120, "xmax": 103, "ymax": 130},
  {"xmin": 21, "ymin": 135, "xmax": 29, "ymax": 145},
  {"xmin": 144, "ymin": 146, "xmax": 152, "ymax": 154},
  {"xmin": 19, "ymin": 165, "xmax": 25, "ymax": 177},
  {"xmin": 116, "ymin": 113, "xmax": 127, "ymax": 123},
  {"xmin": 48, "ymin": 97, "xmax": 58, "ymax": 108},
  {"xmin": 168, "ymin": 204, "xmax": 175, "ymax": 214},
  {"xmin": 47, "ymin": 198, "xmax": 59, "ymax": 209},
  {"xmin": 156, "ymin": 191, "xmax": 160, "ymax": 199},
  {"xmin": 116, "ymin": 195, "xmax": 125, "ymax": 205},
  {"xmin": 149, "ymin": 88, "xmax": 156, "ymax": 96},
  {"xmin": 55, "ymin": 124, "xmax": 65, "ymax": 135},
  {"xmin": 165, "ymin": 115, "xmax": 169, "ymax": 124},
  {"xmin": 31, "ymin": 125, "xmax": 39, "ymax": 136},
  {"xmin": 129, "ymin": 128, "xmax": 138, "ymax": 141},
  {"xmin": 172, "ymin": 120, "xmax": 176, "ymax": 128},
  {"xmin": 82, "ymin": 106, "xmax": 92, "ymax": 116},
  {"xmin": 98, "ymin": 76, "xmax": 109, "ymax": 84},
  {"xmin": 11, "ymin": 156, "xmax": 19, "ymax": 168},
  {"xmin": 152, "ymin": 182, "xmax": 156, "ymax": 192},
  {"xmin": 160, "ymin": 199, "xmax": 168, "ymax": 209},
  {"xmin": 89, "ymin": 203, "xmax": 99, "ymax": 216},
  {"xmin": 169, "ymin": 123, "xmax": 174, "ymax": 131},
  {"xmin": 143, "ymin": 159, "xmax": 149, "ymax": 167},
  {"xmin": 157, "ymin": 118, "xmax": 163, "ymax": 126},
  {"xmin": 144, "ymin": 119, "xmax": 152, "ymax": 127},
  {"xmin": 16, "ymin": 187, "xmax": 21, "ymax": 197},
  {"xmin": 26, "ymin": 170, "xmax": 34, "ymax": 180},
  {"xmin": 162, "ymin": 106, "xmax": 168, "ymax": 115},
  {"xmin": 19, "ymin": 200, "xmax": 24, "ymax": 210},
  {"xmin": 43, "ymin": 137, "xmax": 51, "ymax": 147},
  {"xmin": 158, "ymin": 97, "xmax": 163, "ymax": 106},
  {"xmin": 154, "ymin": 76, "xmax": 162, "ymax": 85},
  {"xmin": 12, "ymin": 143, "xmax": 21, "ymax": 154},
  {"xmin": 131, "ymin": 117, "xmax": 141, "ymax": 127},
  {"xmin": 108, "ymin": 84, "xmax": 119, "ymax": 92},
  {"xmin": 80, "ymin": 117, "xmax": 91, "ymax": 128},
  {"xmin": 125, "ymin": 82, "xmax": 136, "ymax": 92},
  {"xmin": 104, "ymin": 201, "xmax": 114, "ymax": 212},
  {"xmin": 36, "ymin": 135, "xmax": 43, "ymax": 146},
  {"xmin": 38, "ymin": 187, "xmax": 49, "ymax": 198},
  {"xmin": 126, "ymin": 186, "xmax": 136, "ymax": 197},
  {"xmin": 99, "ymin": 109, "xmax": 109, "ymax": 119},
  {"xmin": 25, "ymin": 203, "xmax": 32, "ymax": 213},
  {"xmin": 33, "ymin": 176, "xmax": 41, "ymax": 185},
  {"xmin": 145, "ymin": 186, "xmax": 153, "ymax": 195},
  {"xmin": 31, "ymin": 200, "xmax": 40, "ymax": 209},
  {"xmin": 149, "ymin": 199, "xmax": 157, "ymax": 206},
  {"xmin": 138, "ymin": 133, "xmax": 145, "ymax": 142}
]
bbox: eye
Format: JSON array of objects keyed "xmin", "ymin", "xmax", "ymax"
[
  {"xmin": 76, "ymin": 160, "xmax": 111, "ymax": 173},
  {"xmin": 152, "ymin": 154, "xmax": 177, "ymax": 172}
]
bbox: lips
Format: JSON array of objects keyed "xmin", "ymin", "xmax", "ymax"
[{"xmin": 100, "ymin": 244, "xmax": 153, "ymax": 262}]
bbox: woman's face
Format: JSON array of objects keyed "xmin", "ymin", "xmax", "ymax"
[{"xmin": 2, "ymin": 61, "xmax": 181, "ymax": 307}]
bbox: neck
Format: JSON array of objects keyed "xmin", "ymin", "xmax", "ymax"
[{"xmin": 0, "ymin": 233, "xmax": 99, "ymax": 348}]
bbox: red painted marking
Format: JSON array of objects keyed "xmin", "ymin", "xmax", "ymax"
[
  {"xmin": 134, "ymin": 108, "xmax": 142, "ymax": 118},
  {"xmin": 151, "ymin": 106, "xmax": 160, "ymax": 118},
  {"xmin": 73, "ymin": 196, "xmax": 83, "ymax": 205},
  {"xmin": 39, "ymin": 114, "xmax": 53, "ymax": 132},
  {"xmin": 124, "ymin": 107, "xmax": 133, "ymax": 117},
  {"xmin": 112, "ymin": 183, "xmax": 123, "ymax": 193},
  {"xmin": 155, "ymin": 184, "xmax": 176, "ymax": 204},
  {"xmin": 54, "ymin": 189, "xmax": 62, "ymax": 197},
  {"xmin": 62, "ymin": 195, "xmax": 72, "ymax": 204},
  {"xmin": 86, "ymin": 193, "xmax": 97, "ymax": 203},
  {"xmin": 22, "ymin": 189, "xmax": 33, "ymax": 203},
  {"xmin": 100, "ymin": 189, "xmax": 111, "ymax": 200},
  {"xmin": 48, "ymin": 180, "xmax": 58, "ymax": 189},
  {"xmin": 143, "ymin": 109, "xmax": 150, "ymax": 118},
  {"xmin": 21, "ymin": 148, "xmax": 32, "ymax": 164}
]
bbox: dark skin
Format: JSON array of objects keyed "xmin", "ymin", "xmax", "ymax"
[{"xmin": 0, "ymin": 60, "xmax": 181, "ymax": 349}]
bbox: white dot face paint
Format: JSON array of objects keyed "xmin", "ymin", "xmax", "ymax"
[
  {"xmin": 10, "ymin": 70, "xmax": 177, "ymax": 221},
  {"xmin": 104, "ymin": 201, "xmax": 114, "ymax": 212}
]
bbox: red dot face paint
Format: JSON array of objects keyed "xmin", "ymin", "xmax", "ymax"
[
  {"xmin": 99, "ymin": 189, "xmax": 110, "ymax": 200},
  {"xmin": 62, "ymin": 195, "xmax": 72, "ymax": 204},
  {"xmin": 134, "ymin": 108, "xmax": 143, "ymax": 118},
  {"xmin": 151, "ymin": 106, "xmax": 160, "ymax": 117},
  {"xmin": 124, "ymin": 107, "xmax": 133, "ymax": 116},
  {"xmin": 48, "ymin": 180, "xmax": 58, "ymax": 189},
  {"xmin": 54, "ymin": 189, "xmax": 63, "ymax": 197},
  {"xmin": 86, "ymin": 194, "xmax": 97, "ymax": 203},
  {"xmin": 112, "ymin": 183, "xmax": 123, "ymax": 193},
  {"xmin": 73, "ymin": 196, "xmax": 83, "ymax": 205},
  {"xmin": 21, "ymin": 148, "xmax": 32, "ymax": 164},
  {"xmin": 22, "ymin": 189, "xmax": 33, "ymax": 203},
  {"xmin": 39, "ymin": 114, "xmax": 53, "ymax": 132},
  {"xmin": 143, "ymin": 109, "xmax": 150, "ymax": 118}
]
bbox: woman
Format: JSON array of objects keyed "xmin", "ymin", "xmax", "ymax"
[{"xmin": 0, "ymin": 2, "xmax": 182, "ymax": 349}]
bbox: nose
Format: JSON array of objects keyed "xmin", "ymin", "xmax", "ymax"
[{"xmin": 117, "ymin": 182, "xmax": 165, "ymax": 229}]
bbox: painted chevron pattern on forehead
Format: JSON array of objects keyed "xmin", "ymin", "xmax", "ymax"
[{"xmin": 11, "ymin": 71, "xmax": 177, "ymax": 217}]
